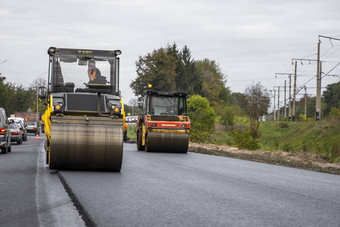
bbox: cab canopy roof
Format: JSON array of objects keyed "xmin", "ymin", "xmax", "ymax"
[
  {"xmin": 145, "ymin": 90, "xmax": 187, "ymax": 97},
  {"xmin": 47, "ymin": 47, "xmax": 122, "ymax": 58}
]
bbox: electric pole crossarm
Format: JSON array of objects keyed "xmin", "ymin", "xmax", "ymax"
[
  {"xmin": 319, "ymin": 35, "xmax": 340, "ymax": 42},
  {"xmin": 292, "ymin": 58, "xmax": 318, "ymax": 62}
]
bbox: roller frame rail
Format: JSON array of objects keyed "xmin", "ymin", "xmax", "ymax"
[
  {"xmin": 41, "ymin": 47, "xmax": 125, "ymax": 171},
  {"xmin": 136, "ymin": 90, "xmax": 190, "ymax": 153}
]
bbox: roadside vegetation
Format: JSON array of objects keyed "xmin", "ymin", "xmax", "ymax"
[
  {"xmin": 206, "ymin": 116, "xmax": 340, "ymax": 163},
  {"xmin": 127, "ymin": 43, "xmax": 340, "ymax": 163},
  {"xmin": 0, "ymin": 77, "xmax": 46, "ymax": 116}
]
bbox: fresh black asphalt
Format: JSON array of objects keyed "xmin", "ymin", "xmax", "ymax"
[{"xmin": 59, "ymin": 143, "xmax": 340, "ymax": 227}]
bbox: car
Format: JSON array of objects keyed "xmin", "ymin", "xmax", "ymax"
[
  {"xmin": 25, "ymin": 121, "xmax": 40, "ymax": 134},
  {"xmin": 16, "ymin": 122, "xmax": 27, "ymax": 141},
  {"xmin": 10, "ymin": 123, "xmax": 23, "ymax": 144},
  {"xmin": 0, "ymin": 108, "xmax": 11, "ymax": 153}
]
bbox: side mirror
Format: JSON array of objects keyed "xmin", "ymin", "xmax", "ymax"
[{"xmin": 38, "ymin": 86, "xmax": 47, "ymax": 100}]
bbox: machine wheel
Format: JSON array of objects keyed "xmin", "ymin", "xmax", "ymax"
[
  {"xmin": 45, "ymin": 140, "xmax": 49, "ymax": 164},
  {"xmin": 144, "ymin": 132, "xmax": 189, "ymax": 153},
  {"xmin": 123, "ymin": 129, "xmax": 128, "ymax": 142},
  {"xmin": 1, "ymin": 147, "xmax": 7, "ymax": 154},
  {"xmin": 49, "ymin": 123, "xmax": 123, "ymax": 171},
  {"xmin": 137, "ymin": 131, "xmax": 145, "ymax": 151},
  {"xmin": 17, "ymin": 139, "xmax": 22, "ymax": 145},
  {"xmin": 145, "ymin": 135, "xmax": 150, "ymax": 152}
]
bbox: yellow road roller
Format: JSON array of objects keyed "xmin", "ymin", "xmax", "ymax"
[
  {"xmin": 136, "ymin": 89, "xmax": 190, "ymax": 153},
  {"xmin": 41, "ymin": 47, "xmax": 125, "ymax": 171}
]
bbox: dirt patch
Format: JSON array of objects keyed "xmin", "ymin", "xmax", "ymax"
[{"xmin": 189, "ymin": 142, "xmax": 340, "ymax": 175}]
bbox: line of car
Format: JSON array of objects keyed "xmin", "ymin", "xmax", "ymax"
[
  {"xmin": 0, "ymin": 108, "xmax": 42, "ymax": 154},
  {"xmin": 125, "ymin": 116, "xmax": 138, "ymax": 123}
]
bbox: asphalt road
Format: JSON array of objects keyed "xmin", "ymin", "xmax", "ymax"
[
  {"xmin": 0, "ymin": 134, "xmax": 84, "ymax": 227},
  {"xmin": 60, "ymin": 143, "xmax": 340, "ymax": 227},
  {"xmin": 1, "ymin": 136, "xmax": 340, "ymax": 226}
]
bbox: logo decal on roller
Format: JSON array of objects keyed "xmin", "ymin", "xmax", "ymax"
[{"xmin": 161, "ymin": 124, "xmax": 176, "ymax": 127}]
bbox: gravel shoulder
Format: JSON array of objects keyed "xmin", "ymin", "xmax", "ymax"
[{"xmin": 189, "ymin": 142, "xmax": 340, "ymax": 175}]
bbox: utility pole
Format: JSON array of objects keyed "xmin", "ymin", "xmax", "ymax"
[
  {"xmin": 275, "ymin": 73, "xmax": 294, "ymax": 121},
  {"xmin": 304, "ymin": 86, "xmax": 307, "ymax": 117},
  {"xmin": 315, "ymin": 35, "xmax": 340, "ymax": 120},
  {"xmin": 284, "ymin": 80, "xmax": 287, "ymax": 119},
  {"xmin": 36, "ymin": 87, "xmax": 39, "ymax": 122},
  {"xmin": 277, "ymin": 86, "xmax": 280, "ymax": 120},
  {"xmin": 292, "ymin": 61, "xmax": 297, "ymax": 121},
  {"xmin": 316, "ymin": 39, "xmax": 321, "ymax": 120},
  {"xmin": 288, "ymin": 75, "xmax": 291, "ymax": 121},
  {"xmin": 273, "ymin": 89, "xmax": 276, "ymax": 121}
]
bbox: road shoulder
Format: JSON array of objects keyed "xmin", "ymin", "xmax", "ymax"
[{"xmin": 189, "ymin": 142, "xmax": 340, "ymax": 175}]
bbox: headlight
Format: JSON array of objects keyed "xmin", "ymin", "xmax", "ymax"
[{"xmin": 114, "ymin": 107, "xmax": 121, "ymax": 113}]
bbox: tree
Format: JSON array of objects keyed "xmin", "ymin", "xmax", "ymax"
[
  {"xmin": 28, "ymin": 77, "xmax": 47, "ymax": 115},
  {"xmin": 243, "ymin": 82, "xmax": 270, "ymax": 138},
  {"xmin": 187, "ymin": 95, "xmax": 216, "ymax": 141},
  {"xmin": 323, "ymin": 81, "xmax": 340, "ymax": 116},
  {"xmin": 220, "ymin": 106, "xmax": 235, "ymax": 127},
  {"xmin": 0, "ymin": 77, "xmax": 47, "ymax": 116},
  {"xmin": 195, "ymin": 59, "xmax": 229, "ymax": 107},
  {"xmin": 0, "ymin": 78, "xmax": 15, "ymax": 113},
  {"xmin": 130, "ymin": 48, "xmax": 177, "ymax": 97},
  {"xmin": 168, "ymin": 44, "xmax": 201, "ymax": 95},
  {"xmin": 294, "ymin": 95, "xmax": 316, "ymax": 119},
  {"xmin": 130, "ymin": 44, "xmax": 231, "ymax": 108},
  {"xmin": 12, "ymin": 85, "xmax": 34, "ymax": 113}
]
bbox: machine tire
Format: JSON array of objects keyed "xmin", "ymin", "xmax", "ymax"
[
  {"xmin": 123, "ymin": 129, "xmax": 128, "ymax": 142},
  {"xmin": 45, "ymin": 140, "xmax": 49, "ymax": 164},
  {"xmin": 1, "ymin": 147, "xmax": 7, "ymax": 154},
  {"xmin": 145, "ymin": 135, "xmax": 149, "ymax": 152},
  {"xmin": 17, "ymin": 139, "xmax": 22, "ymax": 145},
  {"xmin": 137, "ymin": 131, "xmax": 145, "ymax": 151}
]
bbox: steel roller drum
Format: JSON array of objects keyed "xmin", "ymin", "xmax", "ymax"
[
  {"xmin": 146, "ymin": 132, "xmax": 189, "ymax": 153},
  {"xmin": 50, "ymin": 122, "xmax": 123, "ymax": 171}
]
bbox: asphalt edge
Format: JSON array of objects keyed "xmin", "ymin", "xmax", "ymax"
[
  {"xmin": 189, "ymin": 146, "xmax": 340, "ymax": 175},
  {"xmin": 57, "ymin": 172, "xmax": 97, "ymax": 227}
]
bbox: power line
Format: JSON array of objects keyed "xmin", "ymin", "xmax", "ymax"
[{"xmin": 228, "ymin": 77, "xmax": 275, "ymax": 82}]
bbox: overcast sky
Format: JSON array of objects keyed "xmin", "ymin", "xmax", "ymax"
[{"xmin": 1, "ymin": 0, "xmax": 340, "ymax": 106}]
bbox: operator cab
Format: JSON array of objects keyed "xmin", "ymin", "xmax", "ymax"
[
  {"xmin": 144, "ymin": 90, "xmax": 187, "ymax": 116},
  {"xmin": 47, "ymin": 47, "xmax": 121, "ymax": 95}
]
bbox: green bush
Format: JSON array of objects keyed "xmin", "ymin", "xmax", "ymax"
[
  {"xmin": 299, "ymin": 113, "xmax": 311, "ymax": 122},
  {"xmin": 329, "ymin": 107, "xmax": 340, "ymax": 119},
  {"xmin": 231, "ymin": 130, "xmax": 260, "ymax": 150},
  {"xmin": 281, "ymin": 142, "xmax": 292, "ymax": 152},
  {"xmin": 220, "ymin": 106, "xmax": 235, "ymax": 127},
  {"xmin": 279, "ymin": 122, "xmax": 289, "ymax": 128},
  {"xmin": 331, "ymin": 142, "xmax": 340, "ymax": 162},
  {"xmin": 187, "ymin": 95, "xmax": 216, "ymax": 142}
]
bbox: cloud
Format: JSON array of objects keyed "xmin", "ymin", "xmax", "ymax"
[{"xmin": 0, "ymin": 0, "xmax": 339, "ymax": 103}]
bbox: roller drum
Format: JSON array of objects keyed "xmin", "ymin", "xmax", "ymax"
[
  {"xmin": 50, "ymin": 123, "xmax": 123, "ymax": 171},
  {"xmin": 146, "ymin": 132, "xmax": 189, "ymax": 153}
]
